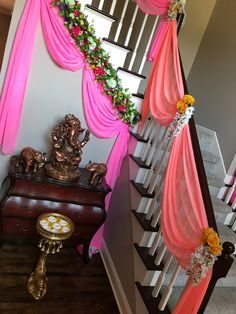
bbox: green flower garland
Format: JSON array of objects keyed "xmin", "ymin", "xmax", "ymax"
[{"xmin": 52, "ymin": 0, "xmax": 141, "ymax": 126}]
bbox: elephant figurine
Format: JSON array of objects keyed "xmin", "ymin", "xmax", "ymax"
[
  {"xmin": 16, "ymin": 147, "xmax": 47, "ymax": 173},
  {"xmin": 85, "ymin": 161, "xmax": 107, "ymax": 186}
]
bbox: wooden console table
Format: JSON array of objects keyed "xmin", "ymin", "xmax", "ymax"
[{"xmin": 0, "ymin": 156, "xmax": 111, "ymax": 263}]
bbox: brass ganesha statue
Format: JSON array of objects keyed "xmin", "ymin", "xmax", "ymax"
[{"xmin": 46, "ymin": 114, "xmax": 90, "ymax": 181}]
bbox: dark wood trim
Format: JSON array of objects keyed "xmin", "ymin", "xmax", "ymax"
[
  {"xmin": 136, "ymin": 282, "xmax": 171, "ymax": 314},
  {"xmin": 129, "ymin": 155, "xmax": 151, "ymax": 169},
  {"xmin": 134, "ymin": 243, "xmax": 163, "ymax": 271},
  {"xmin": 117, "ymin": 67, "xmax": 146, "ymax": 79},
  {"xmin": 132, "ymin": 210, "xmax": 159, "ymax": 232},
  {"xmin": 132, "ymin": 93, "xmax": 144, "ymax": 99},
  {"xmin": 130, "ymin": 180, "xmax": 155, "ymax": 198},
  {"xmin": 102, "ymin": 38, "xmax": 133, "ymax": 51},
  {"xmin": 85, "ymin": 5, "xmax": 118, "ymax": 21},
  {"xmin": 130, "ymin": 132, "xmax": 148, "ymax": 143}
]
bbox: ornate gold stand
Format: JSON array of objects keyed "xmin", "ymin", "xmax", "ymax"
[{"xmin": 28, "ymin": 213, "xmax": 74, "ymax": 300}]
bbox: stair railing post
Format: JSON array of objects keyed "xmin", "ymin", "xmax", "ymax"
[{"xmin": 198, "ymin": 242, "xmax": 235, "ymax": 313}]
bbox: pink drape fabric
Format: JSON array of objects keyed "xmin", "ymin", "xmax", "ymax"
[
  {"xmin": 138, "ymin": 1, "xmax": 212, "ymax": 312},
  {"xmin": 142, "ymin": 19, "xmax": 183, "ymax": 124},
  {"xmin": 162, "ymin": 125, "xmax": 209, "ymax": 268},
  {"xmin": 83, "ymin": 68, "xmax": 129, "ymax": 246},
  {"xmin": 173, "ymin": 270, "xmax": 212, "ymax": 314},
  {"xmin": 0, "ymin": 0, "xmax": 129, "ymax": 248},
  {"xmin": 136, "ymin": 0, "xmax": 169, "ymax": 61},
  {"xmin": 0, "ymin": 0, "xmax": 40, "ymax": 154},
  {"xmin": 136, "ymin": 0, "xmax": 169, "ymax": 15},
  {"xmin": 40, "ymin": 0, "xmax": 84, "ymax": 71}
]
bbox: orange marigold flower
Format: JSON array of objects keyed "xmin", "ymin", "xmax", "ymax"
[{"xmin": 209, "ymin": 244, "xmax": 223, "ymax": 256}]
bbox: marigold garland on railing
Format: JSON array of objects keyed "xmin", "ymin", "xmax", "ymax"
[
  {"xmin": 51, "ymin": 0, "xmax": 140, "ymax": 126},
  {"xmin": 168, "ymin": 94, "xmax": 195, "ymax": 137},
  {"xmin": 187, "ymin": 227, "xmax": 223, "ymax": 286}
]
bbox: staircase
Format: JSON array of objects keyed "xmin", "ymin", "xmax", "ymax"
[{"xmin": 79, "ymin": 1, "xmax": 235, "ymax": 313}]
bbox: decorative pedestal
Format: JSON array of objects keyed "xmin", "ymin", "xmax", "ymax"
[
  {"xmin": 0, "ymin": 157, "xmax": 111, "ymax": 263},
  {"xmin": 28, "ymin": 213, "xmax": 74, "ymax": 300}
]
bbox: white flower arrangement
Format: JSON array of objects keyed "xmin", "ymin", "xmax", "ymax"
[
  {"xmin": 186, "ymin": 228, "xmax": 222, "ymax": 286},
  {"xmin": 168, "ymin": 94, "xmax": 195, "ymax": 137},
  {"xmin": 166, "ymin": 0, "xmax": 186, "ymax": 23},
  {"xmin": 186, "ymin": 244, "xmax": 217, "ymax": 286}
]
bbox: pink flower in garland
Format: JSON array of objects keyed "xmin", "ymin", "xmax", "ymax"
[
  {"xmin": 94, "ymin": 66, "xmax": 106, "ymax": 76},
  {"xmin": 74, "ymin": 9, "xmax": 79, "ymax": 16},
  {"xmin": 72, "ymin": 25, "xmax": 81, "ymax": 36},
  {"xmin": 117, "ymin": 103, "xmax": 127, "ymax": 112}
]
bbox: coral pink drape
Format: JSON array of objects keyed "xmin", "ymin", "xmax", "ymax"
[
  {"xmin": 0, "ymin": 0, "xmax": 129, "ymax": 248},
  {"xmin": 137, "ymin": 1, "xmax": 212, "ymax": 313}
]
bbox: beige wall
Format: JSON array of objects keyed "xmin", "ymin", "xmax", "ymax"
[
  {"xmin": 0, "ymin": 0, "xmax": 115, "ymax": 186},
  {"xmin": 187, "ymin": 0, "xmax": 236, "ymax": 168},
  {"xmin": 179, "ymin": 0, "xmax": 217, "ymax": 77}
]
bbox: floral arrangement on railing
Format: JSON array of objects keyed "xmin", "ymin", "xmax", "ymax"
[
  {"xmin": 168, "ymin": 94, "xmax": 195, "ymax": 137},
  {"xmin": 165, "ymin": 0, "xmax": 186, "ymax": 23},
  {"xmin": 187, "ymin": 227, "xmax": 223, "ymax": 286},
  {"xmin": 51, "ymin": 0, "xmax": 140, "ymax": 126}
]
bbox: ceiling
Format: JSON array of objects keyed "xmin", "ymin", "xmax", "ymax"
[{"xmin": 0, "ymin": 0, "xmax": 15, "ymax": 15}]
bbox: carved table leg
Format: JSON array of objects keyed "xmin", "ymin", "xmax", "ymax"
[{"xmin": 82, "ymin": 242, "xmax": 92, "ymax": 264}]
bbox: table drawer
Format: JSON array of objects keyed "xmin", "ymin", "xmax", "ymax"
[{"xmin": 1, "ymin": 196, "xmax": 106, "ymax": 226}]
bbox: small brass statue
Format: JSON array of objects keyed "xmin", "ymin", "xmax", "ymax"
[
  {"xmin": 16, "ymin": 147, "xmax": 47, "ymax": 173},
  {"xmin": 85, "ymin": 161, "xmax": 107, "ymax": 186},
  {"xmin": 46, "ymin": 114, "xmax": 90, "ymax": 181}
]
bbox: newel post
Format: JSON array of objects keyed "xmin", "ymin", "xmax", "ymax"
[{"xmin": 198, "ymin": 241, "xmax": 235, "ymax": 313}]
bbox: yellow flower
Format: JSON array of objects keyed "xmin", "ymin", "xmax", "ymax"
[
  {"xmin": 91, "ymin": 64, "xmax": 96, "ymax": 70},
  {"xmin": 206, "ymin": 233, "xmax": 220, "ymax": 247},
  {"xmin": 209, "ymin": 244, "xmax": 223, "ymax": 256},
  {"xmin": 176, "ymin": 100, "xmax": 187, "ymax": 113},
  {"xmin": 182, "ymin": 94, "xmax": 195, "ymax": 105}
]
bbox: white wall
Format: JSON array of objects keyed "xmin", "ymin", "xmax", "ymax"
[{"xmin": 0, "ymin": 0, "xmax": 115, "ymax": 186}]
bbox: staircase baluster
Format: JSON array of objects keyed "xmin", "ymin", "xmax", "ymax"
[
  {"xmin": 147, "ymin": 138, "xmax": 172, "ymax": 194},
  {"xmin": 141, "ymin": 126, "xmax": 166, "ymax": 163},
  {"xmin": 152, "ymin": 254, "xmax": 174, "ymax": 297},
  {"xmin": 124, "ymin": 4, "xmax": 139, "ymax": 46},
  {"xmin": 145, "ymin": 128, "xmax": 168, "ymax": 166},
  {"xmin": 150, "ymin": 204, "xmax": 161, "ymax": 228},
  {"xmin": 232, "ymin": 197, "xmax": 236, "ymax": 210},
  {"xmin": 154, "ymin": 243, "xmax": 167, "ymax": 265},
  {"xmin": 140, "ymin": 124, "xmax": 159, "ymax": 160},
  {"xmin": 143, "ymin": 118, "xmax": 154, "ymax": 140},
  {"xmin": 98, "ymin": 0, "xmax": 104, "ymax": 10},
  {"xmin": 139, "ymin": 114, "xmax": 151, "ymax": 137},
  {"xmin": 128, "ymin": 14, "xmax": 148, "ymax": 71},
  {"xmin": 149, "ymin": 229, "xmax": 162, "ymax": 256},
  {"xmin": 138, "ymin": 15, "xmax": 159, "ymax": 74},
  {"xmin": 109, "ymin": 0, "xmax": 117, "ymax": 15},
  {"xmin": 114, "ymin": 0, "xmax": 129, "ymax": 42},
  {"xmin": 143, "ymin": 136, "xmax": 169, "ymax": 189},
  {"xmin": 158, "ymin": 265, "xmax": 182, "ymax": 311},
  {"xmin": 146, "ymin": 182, "xmax": 163, "ymax": 220}
]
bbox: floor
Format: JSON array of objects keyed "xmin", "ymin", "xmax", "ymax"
[{"xmin": 0, "ymin": 243, "xmax": 119, "ymax": 314}]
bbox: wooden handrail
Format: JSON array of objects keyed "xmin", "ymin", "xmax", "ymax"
[
  {"xmin": 177, "ymin": 13, "xmax": 218, "ymax": 232},
  {"xmin": 177, "ymin": 13, "xmax": 235, "ymax": 313}
]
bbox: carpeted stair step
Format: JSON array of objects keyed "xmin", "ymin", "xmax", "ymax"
[{"xmin": 211, "ymin": 195, "xmax": 234, "ymax": 224}]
